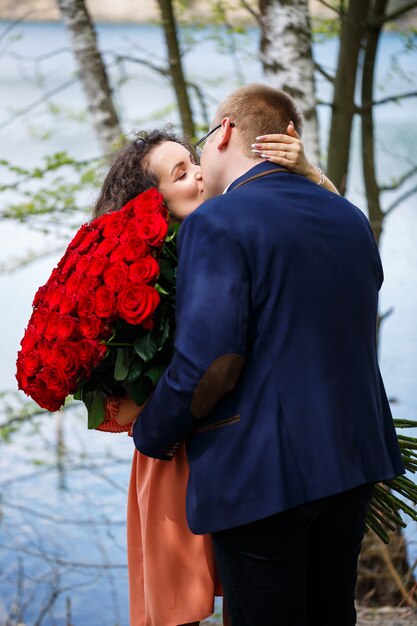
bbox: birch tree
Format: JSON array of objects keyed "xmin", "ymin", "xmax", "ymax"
[
  {"xmin": 56, "ymin": 0, "xmax": 122, "ymax": 153},
  {"xmin": 259, "ymin": 0, "xmax": 319, "ymax": 161}
]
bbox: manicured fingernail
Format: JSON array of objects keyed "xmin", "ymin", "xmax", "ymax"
[
  {"xmin": 251, "ymin": 149, "xmax": 262, "ymax": 154},
  {"xmin": 260, "ymin": 154, "xmax": 269, "ymax": 159},
  {"xmin": 256, "ymin": 136, "xmax": 266, "ymax": 141},
  {"xmin": 251, "ymin": 143, "xmax": 261, "ymax": 148}
]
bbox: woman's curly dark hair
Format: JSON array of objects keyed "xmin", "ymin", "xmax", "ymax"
[{"xmin": 91, "ymin": 128, "xmax": 190, "ymax": 219}]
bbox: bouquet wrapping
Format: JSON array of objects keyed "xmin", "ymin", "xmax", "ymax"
[{"xmin": 16, "ymin": 188, "xmax": 177, "ymax": 431}]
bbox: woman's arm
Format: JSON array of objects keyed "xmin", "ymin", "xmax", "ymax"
[{"xmin": 251, "ymin": 122, "xmax": 339, "ymax": 195}]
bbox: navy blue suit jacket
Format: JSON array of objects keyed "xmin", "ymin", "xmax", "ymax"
[{"xmin": 133, "ymin": 162, "xmax": 404, "ymax": 534}]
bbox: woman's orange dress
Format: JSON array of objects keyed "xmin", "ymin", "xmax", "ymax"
[{"xmin": 126, "ymin": 443, "xmax": 221, "ymax": 626}]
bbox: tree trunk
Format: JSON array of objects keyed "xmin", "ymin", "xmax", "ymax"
[
  {"xmin": 56, "ymin": 0, "xmax": 122, "ymax": 154},
  {"xmin": 357, "ymin": 529, "xmax": 417, "ymax": 607},
  {"xmin": 326, "ymin": 0, "xmax": 371, "ymax": 194},
  {"xmin": 259, "ymin": 0, "xmax": 319, "ymax": 162},
  {"xmin": 157, "ymin": 0, "xmax": 196, "ymax": 140},
  {"xmin": 360, "ymin": 0, "xmax": 387, "ymax": 246}
]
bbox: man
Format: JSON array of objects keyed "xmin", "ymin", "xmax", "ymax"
[{"xmin": 133, "ymin": 84, "xmax": 404, "ymax": 625}]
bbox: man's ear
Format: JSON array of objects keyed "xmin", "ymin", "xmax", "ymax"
[{"xmin": 216, "ymin": 118, "xmax": 233, "ymax": 151}]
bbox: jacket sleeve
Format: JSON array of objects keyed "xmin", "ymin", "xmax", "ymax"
[{"xmin": 132, "ymin": 208, "xmax": 249, "ymax": 460}]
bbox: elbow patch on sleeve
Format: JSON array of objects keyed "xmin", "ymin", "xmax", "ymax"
[{"xmin": 191, "ymin": 353, "xmax": 245, "ymax": 419}]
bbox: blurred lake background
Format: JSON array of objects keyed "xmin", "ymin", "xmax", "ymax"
[{"xmin": 0, "ymin": 20, "xmax": 416, "ymax": 625}]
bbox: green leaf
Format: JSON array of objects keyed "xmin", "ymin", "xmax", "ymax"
[
  {"xmin": 159, "ymin": 258, "xmax": 175, "ymax": 281},
  {"xmin": 158, "ymin": 316, "xmax": 170, "ymax": 349},
  {"xmin": 125, "ymin": 378, "xmax": 152, "ymax": 407},
  {"xmin": 86, "ymin": 389, "xmax": 107, "ymax": 430},
  {"xmin": 134, "ymin": 331, "xmax": 159, "ymax": 362},
  {"xmin": 114, "ymin": 348, "xmax": 131, "ymax": 381},
  {"xmin": 126, "ymin": 357, "xmax": 143, "ymax": 383},
  {"xmin": 144, "ymin": 365, "xmax": 166, "ymax": 386},
  {"xmin": 155, "ymin": 283, "xmax": 170, "ymax": 295}
]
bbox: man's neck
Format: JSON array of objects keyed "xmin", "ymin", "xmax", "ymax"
[{"xmin": 221, "ymin": 155, "xmax": 264, "ymax": 195}]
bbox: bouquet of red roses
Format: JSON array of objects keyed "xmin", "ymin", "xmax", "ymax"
[{"xmin": 16, "ymin": 188, "xmax": 178, "ymax": 431}]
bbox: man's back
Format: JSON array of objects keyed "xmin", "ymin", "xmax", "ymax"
[
  {"xmin": 174, "ymin": 163, "xmax": 403, "ymax": 533},
  {"xmin": 135, "ymin": 162, "xmax": 403, "ymax": 535}
]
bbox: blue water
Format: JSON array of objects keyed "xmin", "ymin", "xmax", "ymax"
[{"xmin": 0, "ymin": 21, "xmax": 416, "ymax": 626}]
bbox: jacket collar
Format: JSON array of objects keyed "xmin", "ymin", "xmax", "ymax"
[{"xmin": 227, "ymin": 161, "xmax": 288, "ymax": 193}]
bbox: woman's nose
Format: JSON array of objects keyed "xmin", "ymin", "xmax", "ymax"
[{"xmin": 194, "ymin": 168, "xmax": 203, "ymax": 181}]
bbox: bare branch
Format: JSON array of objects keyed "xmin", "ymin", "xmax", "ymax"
[
  {"xmin": 372, "ymin": 91, "xmax": 417, "ymax": 107},
  {"xmin": 5, "ymin": 47, "xmax": 73, "ymax": 63},
  {"xmin": 239, "ymin": 0, "xmax": 262, "ymax": 26},
  {"xmin": 111, "ymin": 52, "xmax": 170, "ymax": 78},
  {"xmin": 0, "ymin": 10, "xmax": 36, "ymax": 45},
  {"xmin": 316, "ymin": 0, "xmax": 342, "ymax": 14},
  {"xmin": 314, "ymin": 61, "xmax": 336, "ymax": 84},
  {"xmin": 0, "ymin": 543, "xmax": 127, "ymax": 570},
  {"xmin": 111, "ymin": 53, "xmax": 215, "ymax": 125},
  {"xmin": 372, "ymin": 1, "xmax": 417, "ymax": 25},
  {"xmin": 0, "ymin": 78, "xmax": 77, "ymax": 132},
  {"xmin": 385, "ymin": 184, "xmax": 417, "ymax": 216},
  {"xmin": 381, "ymin": 165, "xmax": 417, "ymax": 192},
  {"xmin": 1, "ymin": 501, "xmax": 125, "ymax": 526}
]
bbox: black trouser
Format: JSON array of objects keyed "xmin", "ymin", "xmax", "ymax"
[{"xmin": 212, "ymin": 483, "xmax": 375, "ymax": 626}]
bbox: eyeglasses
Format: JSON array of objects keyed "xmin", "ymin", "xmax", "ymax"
[{"xmin": 194, "ymin": 123, "xmax": 235, "ymax": 155}]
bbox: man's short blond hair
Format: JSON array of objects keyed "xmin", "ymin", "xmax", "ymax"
[{"xmin": 214, "ymin": 84, "xmax": 303, "ymax": 158}]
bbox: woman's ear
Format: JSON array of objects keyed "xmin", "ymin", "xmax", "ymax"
[{"xmin": 217, "ymin": 118, "xmax": 234, "ymax": 150}]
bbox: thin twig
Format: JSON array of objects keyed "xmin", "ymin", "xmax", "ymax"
[
  {"xmin": 380, "ymin": 165, "xmax": 417, "ymax": 192},
  {"xmin": 316, "ymin": 0, "xmax": 342, "ymax": 15},
  {"xmin": 385, "ymin": 184, "xmax": 417, "ymax": 216}
]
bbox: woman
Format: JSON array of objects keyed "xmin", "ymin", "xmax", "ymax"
[{"xmin": 93, "ymin": 125, "xmax": 338, "ymax": 626}]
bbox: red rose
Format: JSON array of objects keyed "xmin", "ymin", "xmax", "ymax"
[
  {"xmin": 79, "ymin": 315, "xmax": 109, "ymax": 339},
  {"xmin": 56, "ymin": 315, "xmax": 79, "ymax": 341},
  {"xmin": 77, "ymin": 228, "xmax": 100, "ymax": 254},
  {"xmin": 78, "ymin": 275, "xmax": 99, "ymax": 296},
  {"xmin": 128, "ymin": 256, "xmax": 160, "ymax": 284},
  {"xmin": 30, "ymin": 308, "xmax": 49, "ymax": 335},
  {"xmin": 19, "ymin": 351, "xmax": 40, "ymax": 377},
  {"xmin": 49, "ymin": 285, "xmax": 66, "ymax": 311},
  {"xmin": 124, "ymin": 236, "xmax": 150, "ymax": 262},
  {"xmin": 61, "ymin": 250, "xmax": 80, "ymax": 277},
  {"xmin": 16, "ymin": 354, "xmax": 30, "ymax": 390},
  {"xmin": 137, "ymin": 214, "xmax": 168, "ymax": 247},
  {"xmin": 102, "ymin": 211, "xmax": 128, "ymax": 238},
  {"xmin": 117, "ymin": 283, "xmax": 160, "ymax": 325},
  {"xmin": 52, "ymin": 341, "xmax": 79, "ymax": 378},
  {"xmin": 78, "ymin": 291, "xmax": 96, "ymax": 317},
  {"xmin": 78, "ymin": 339, "xmax": 108, "ymax": 376},
  {"xmin": 87, "ymin": 255, "xmax": 110, "ymax": 278},
  {"xmin": 67, "ymin": 223, "xmax": 90, "ymax": 251},
  {"xmin": 26, "ymin": 378, "xmax": 62, "ymax": 412},
  {"xmin": 32, "ymin": 283, "xmax": 50, "ymax": 308},
  {"xmin": 75, "ymin": 254, "xmax": 94, "ymax": 277},
  {"xmin": 37, "ymin": 366, "xmax": 72, "ymax": 402},
  {"xmin": 95, "ymin": 236, "xmax": 119, "ymax": 257},
  {"xmin": 103, "ymin": 261, "xmax": 129, "ymax": 292},
  {"xmin": 20, "ymin": 324, "xmax": 39, "ymax": 352},
  {"xmin": 65, "ymin": 270, "xmax": 82, "ymax": 294},
  {"xmin": 133, "ymin": 188, "xmax": 165, "ymax": 218},
  {"xmin": 95, "ymin": 285, "xmax": 117, "ymax": 319},
  {"xmin": 44, "ymin": 312, "xmax": 62, "ymax": 341},
  {"xmin": 60, "ymin": 291, "xmax": 78, "ymax": 315},
  {"xmin": 119, "ymin": 221, "xmax": 140, "ymax": 244}
]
